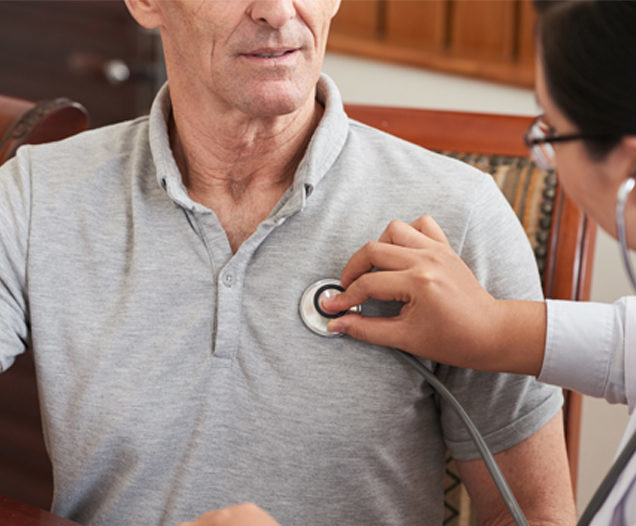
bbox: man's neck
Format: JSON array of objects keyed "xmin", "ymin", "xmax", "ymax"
[{"xmin": 168, "ymin": 92, "xmax": 323, "ymax": 252}]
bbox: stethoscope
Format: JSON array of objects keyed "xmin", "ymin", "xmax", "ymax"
[
  {"xmin": 299, "ymin": 278, "xmax": 362, "ymax": 336},
  {"xmin": 296, "ymin": 178, "xmax": 636, "ymax": 526},
  {"xmin": 299, "ymin": 278, "xmax": 532, "ymax": 525},
  {"xmin": 617, "ymin": 177, "xmax": 636, "ymax": 292}
]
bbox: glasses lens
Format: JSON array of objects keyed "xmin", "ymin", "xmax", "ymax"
[
  {"xmin": 527, "ymin": 118, "xmax": 556, "ymax": 171},
  {"xmin": 531, "ymin": 143, "xmax": 555, "ymax": 171},
  {"xmin": 530, "ymin": 118, "xmax": 548, "ymax": 140}
]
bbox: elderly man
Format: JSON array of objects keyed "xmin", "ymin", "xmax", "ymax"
[{"xmin": 0, "ymin": 1, "xmax": 575, "ymax": 525}]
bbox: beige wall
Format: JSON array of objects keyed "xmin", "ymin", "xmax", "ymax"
[{"xmin": 322, "ymin": 51, "xmax": 632, "ymax": 515}]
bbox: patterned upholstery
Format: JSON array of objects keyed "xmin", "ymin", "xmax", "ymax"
[
  {"xmin": 446, "ymin": 152, "xmax": 557, "ymax": 283},
  {"xmin": 441, "ymin": 152, "xmax": 555, "ymax": 525},
  {"xmin": 444, "ymin": 452, "xmax": 476, "ymax": 525}
]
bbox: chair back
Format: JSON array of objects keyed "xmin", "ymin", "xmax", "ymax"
[
  {"xmin": 0, "ymin": 95, "xmax": 88, "ymax": 164},
  {"xmin": 345, "ymin": 104, "xmax": 592, "ymax": 524},
  {"xmin": 0, "ymin": 94, "xmax": 88, "ymax": 509}
]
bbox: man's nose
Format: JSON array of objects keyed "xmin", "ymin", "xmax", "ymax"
[{"xmin": 248, "ymin": 0, "xmax": 296, "ymax": 29}]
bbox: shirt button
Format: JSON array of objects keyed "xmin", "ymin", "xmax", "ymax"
[{"xmin": 223, "ymin": 273, "xmax": 233, "ymax": 287}]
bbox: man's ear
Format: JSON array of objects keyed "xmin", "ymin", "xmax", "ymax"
[
  {"xmin": 123, "ymin": 0, "xmax": 162, "ymax": 30},
  {"xmin": 331, "ymin": 0, "xmax": 342, "ymax": 19}
]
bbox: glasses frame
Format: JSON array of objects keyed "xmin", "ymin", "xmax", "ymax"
[{"xmin": 524, "ymin": 115, "xmax": 612, "ymax": 170}]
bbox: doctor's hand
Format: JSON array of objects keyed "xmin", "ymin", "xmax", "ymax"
[
  {"xmin": 322, "ymin": 216, "xmax": 546, "ymax": 376},
  {"xmin": 176, "ymin": 503, "xmax": 281, "ymax": 526}
]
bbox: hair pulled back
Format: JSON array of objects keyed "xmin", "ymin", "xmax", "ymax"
[{"xmin": 534, "ymin": 0, "xmax": 636, "ymax": 158}]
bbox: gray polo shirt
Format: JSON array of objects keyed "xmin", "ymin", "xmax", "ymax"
[{"xmin": 0, "ymin": 75, "xmax": 561, "ymax": 525}]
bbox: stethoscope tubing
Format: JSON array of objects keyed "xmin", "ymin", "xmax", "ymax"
[
  {"xmin": 578, "ymin": 430, "xmax": 636, "ymax": 526},
  {"xmin": 617, "ymin": 177, "xmax": 636, "ymax": 293}
]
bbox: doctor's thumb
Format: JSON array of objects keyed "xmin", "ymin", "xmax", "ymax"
[{"xmin": 327, "ymin": 315, "xmax": 399, "ymax": 349}]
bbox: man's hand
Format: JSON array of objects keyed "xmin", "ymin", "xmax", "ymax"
[
  {"xmin": 176, "ymin": 503, "xmax": 280, "ymax": 526},
  {"xmin": 322, "ymin": 216, "xmax": 546, "ymax": 376}
]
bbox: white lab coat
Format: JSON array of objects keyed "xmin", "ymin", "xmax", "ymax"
[{"xmin": 540, "ymin": 297, "xmax": 636, "ymax": 525}]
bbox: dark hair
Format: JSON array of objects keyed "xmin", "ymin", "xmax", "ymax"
[{"xmin": 533, "ymin": 0, "xmax": 636, "ymax": 159}]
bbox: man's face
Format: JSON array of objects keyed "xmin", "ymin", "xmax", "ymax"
[{"xmin": 152, "ymin": 0, "xmax": 341, "ymax": 117}]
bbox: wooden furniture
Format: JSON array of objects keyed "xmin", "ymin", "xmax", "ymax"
[
  {"xmin": 329, "ymin": 0, "xmax": 537, "ymax": 88},
  {"xmin": 0, "ymin": 95, "xmax": 88, "ymax": 510},
  {"xmin": 0, "ymin": 496, "xmax": 80, "ymax": 526},
  {"xmin": 0, "ymin": 96, "xmax": 89, "ymax": 160},
  {"xmin": 0, "ymin": 1, "xmax": 164, "ymax": 128},
  {"xmin": 345, "ymin": 104, "xmax": 592, "ymax": 523}
]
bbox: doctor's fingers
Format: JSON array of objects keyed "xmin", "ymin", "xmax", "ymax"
[
  {"xmin": 327, "ymin": 312, "xmax": 408, "ymax": 349},
  {"xmin": 339, "ymin": 241, "xmax": 425, "ymax": 288},
  {"xmin": 376, "ymin": 216, "xmax": 449, "ymax": 248},
  {"xmin": 325, "ymin": 269, "xmax": 414, "ymax": 314},
  {"xmin": 409, "ymin": 215, "xmax": 450, "ymax": 244},
  {"xmin": 376, "ymin": 219, "xmax": 434, "ymax": 248}
]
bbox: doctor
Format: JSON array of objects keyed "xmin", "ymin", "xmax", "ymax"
[{"xmin": 324, "ymin": 1, "xmax": 636, "ymax": 525}]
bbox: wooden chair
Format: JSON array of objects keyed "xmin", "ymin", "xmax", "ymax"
[
  {"xmin": 345, "ymin": 104, "xmax": 592, "ymax": 525},
  {"xmin": 0, "ymin": 94, "xmax": 88, "ymax": 509}
]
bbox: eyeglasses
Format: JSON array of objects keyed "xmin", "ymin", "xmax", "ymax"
[{"xmin": 524, "ymin": 115, "xmax": 609, "ymax": 171}]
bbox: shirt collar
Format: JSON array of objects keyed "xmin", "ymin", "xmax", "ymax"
[{"xmin": 148, "ymin": 73, "xmax": 349, "ymax": 216}]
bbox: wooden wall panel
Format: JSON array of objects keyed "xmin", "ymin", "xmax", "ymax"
[
  {"xmin": 330, "ymin": 0, "xmax": 380, "ymax": 40},
  {"xmin": 0, "ymin": 1, "xmax": 162, "ymax": 128},
  {"xmin": 450, "ymin": 0, "xmax": 517, "ymax": 60},
  {"xmin": 518, "ymin": 0, "xmax": 537, "ymax": 64},
  {"xmin": 328, "ymin": 0, "xmax": 536, "ymax": 87},
  {"xmin": 385, "ymin": 0, "xmax": 448, "ymax": 50}
]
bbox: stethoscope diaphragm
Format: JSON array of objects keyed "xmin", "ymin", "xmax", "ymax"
[{"xmin": 299, "ymin": 279, "xmax": 362, "ymax": 337}]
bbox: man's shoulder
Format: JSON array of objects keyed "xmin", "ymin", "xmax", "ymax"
[
  {"xmin": 343, "ymin": 117, "xmax": 491, "ymax": 190},
  {"xmin": 3, "ymin": 115, "xmax": 154, "ymax": 207},
  {"xmin": 29, "ymin": 115, "xmax": 149, "ymax": 161}
]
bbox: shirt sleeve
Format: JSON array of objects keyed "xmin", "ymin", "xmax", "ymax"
[
  {"xmin": 0, "ymin": 150, "xmax": 31, "ymax": 372},
  {"xmin": 540, "ymin": 296, "xmax": 636, "ymax": 411},
  {"xmin": 439, "ymin": 176, "xmax": 564, "ymax": 460}
]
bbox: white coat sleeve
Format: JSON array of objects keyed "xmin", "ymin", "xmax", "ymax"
[{"xmin": 538, "ymin": 297, "xmax": 636, "ymax": 411}]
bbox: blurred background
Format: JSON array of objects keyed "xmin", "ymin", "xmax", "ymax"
[{"xmin": 0, "ymin": 0, "xmax": 629, "ymax": 517}]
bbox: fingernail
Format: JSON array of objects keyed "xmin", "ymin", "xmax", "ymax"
[
  {"xmin": 320, "ymin": 296, "xmax": 338, "ymax": 313},
  {"xmin": 327, "ymin": 320, "xmax": 344, "ymax": 333}
]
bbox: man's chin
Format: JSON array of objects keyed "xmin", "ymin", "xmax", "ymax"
[{"xmin": 240, "ymin": 81, "xmax": 314, "ymax": 118}]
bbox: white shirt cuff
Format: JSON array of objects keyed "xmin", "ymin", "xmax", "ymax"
[
  {"xmin": 539, "ymin": 299, "xmax": 627, "ymax": 405},
  {"xmin": 623, "ymin": 297, "xmax": 636, "ymax": 412}
]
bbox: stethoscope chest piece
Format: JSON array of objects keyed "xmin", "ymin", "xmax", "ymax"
[{"xmin": 300, "ymin": 279, "xmax": 362, "ymax": 337}]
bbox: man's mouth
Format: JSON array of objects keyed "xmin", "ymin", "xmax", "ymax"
[
  {"xmin": 254, "ymin": 50, "xmax": 291, "ymax": 58},
  {"xmin": 245, "ymin": 48, "xmax": 297, "ymax": 59}
]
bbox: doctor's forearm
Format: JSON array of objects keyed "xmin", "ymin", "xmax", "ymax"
[{"xmin": 490, "ymin": 300, "xmax": 547, "ymax": 377}]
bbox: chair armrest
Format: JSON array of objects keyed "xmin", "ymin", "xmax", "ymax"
[{"xmin": 0, "ymin": 494, "xmax": 80, "ymax": 526}]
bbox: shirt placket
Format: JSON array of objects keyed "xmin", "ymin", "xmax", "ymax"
[
  {"xmin": 190, "ymin": 210, "xmax": 282, "ymax": 363},
  {"xmin": 213, "ymin": 257, "xmax": 245, "ymax": 362}
]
